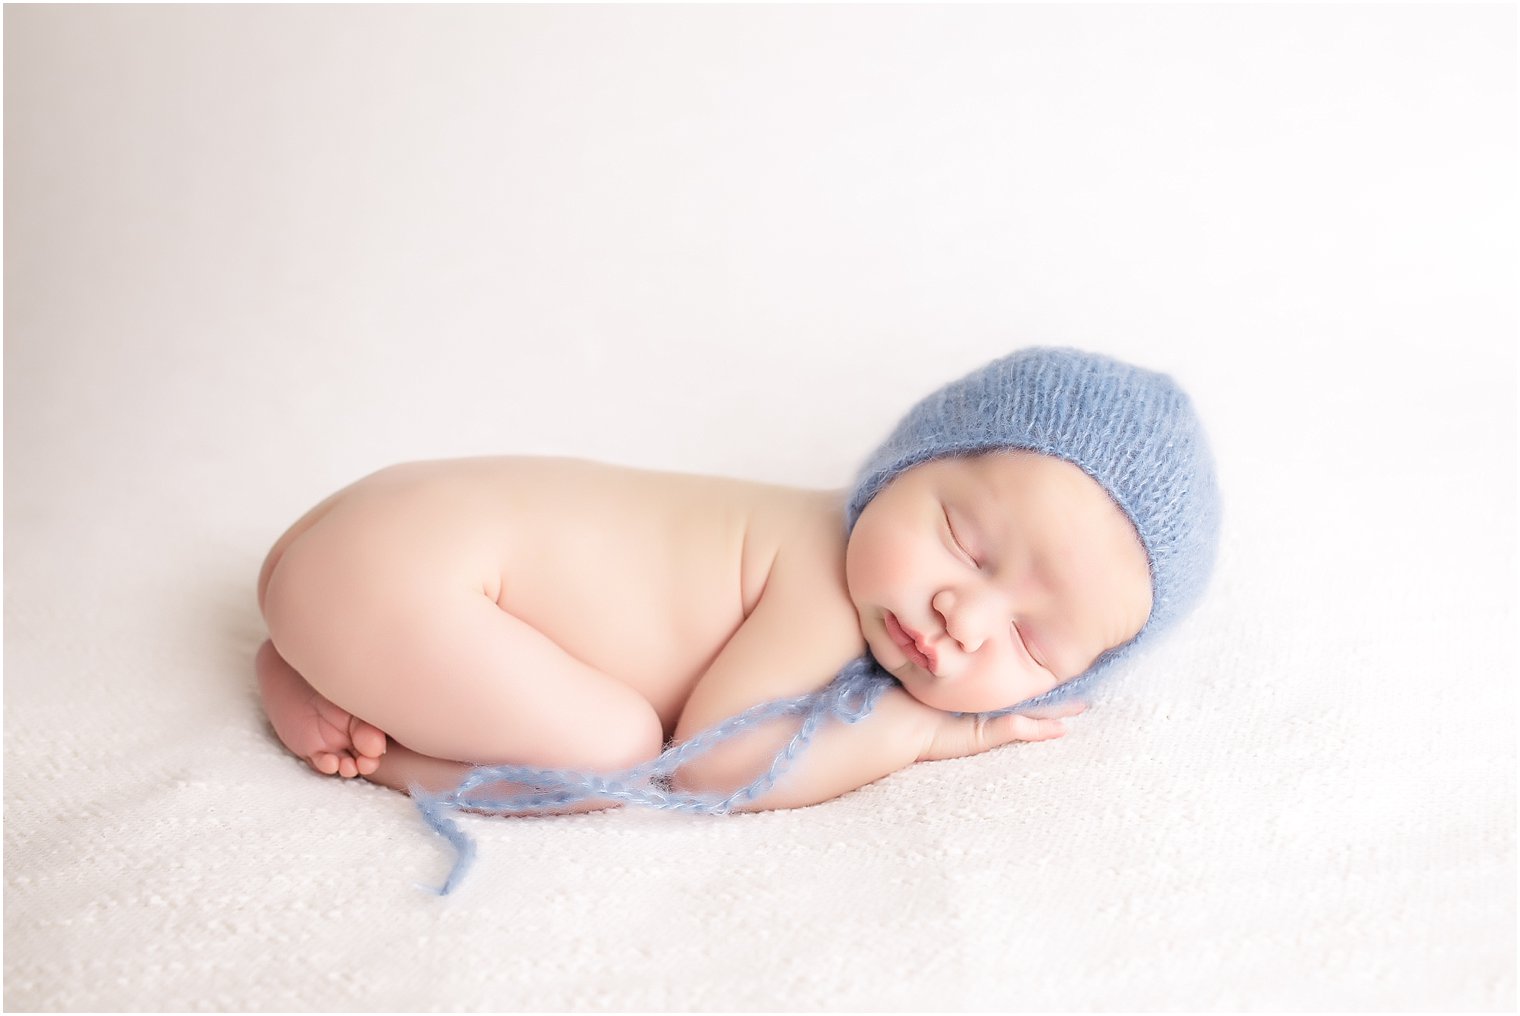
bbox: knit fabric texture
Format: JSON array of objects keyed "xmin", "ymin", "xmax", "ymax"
[{"xmin": 416, "ymin": 346, "xmax": 1220, "ymax": 894}]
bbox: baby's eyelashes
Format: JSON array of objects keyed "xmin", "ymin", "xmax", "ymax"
[
  {"xmin": 942, "ymin": 507, "xmax": 981, "ymax": 568},
  {"xmin": 1010, "ymin": 621, "xmax": 1035, "ymax": 662},
  {"xmin": 1012, "ymin": 621, "xmax": 1055, "ymax": 674}
]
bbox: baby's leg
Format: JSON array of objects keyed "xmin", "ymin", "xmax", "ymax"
[
  {"xmin": 257, "ymin": 639, "xmax": 627, "ymax": 815},
  {"xmin": 362, "ymin": 741, "xmax": 625, "ymax": 816},
  {"xmin": 262, "ymin": 537, "xmax": 666, "ymax": 789},
  {"xmin": 257, "ymin": 639, "xmax": 387, "ymax": 778},
  {"xmin": 256, "ymin": 490, "xmax": 389, "ymax": 777}
]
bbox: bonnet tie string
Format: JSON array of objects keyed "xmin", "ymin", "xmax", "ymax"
[{"xmin": 412, "ymin": 656, "xmax": 895, "ymax": 895}]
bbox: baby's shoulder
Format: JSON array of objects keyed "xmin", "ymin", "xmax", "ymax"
[{"xmin": 739, "ymin": 485, "xmax": 853, "ymax": 609}]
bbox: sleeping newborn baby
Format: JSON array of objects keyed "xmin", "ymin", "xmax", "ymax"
[{"xmin": 256, "ymin": 347, "xmax": 1219, "ymax": 885}]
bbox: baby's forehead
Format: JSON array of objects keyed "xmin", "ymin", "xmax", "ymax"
[{"xmin": 933, "ymin": 450, "xmax": 1148, "ymax": 555}]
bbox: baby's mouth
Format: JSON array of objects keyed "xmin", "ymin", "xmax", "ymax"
[{"xmin": 884, "ymin": 611, "xmax": 938, "ymax": 675}]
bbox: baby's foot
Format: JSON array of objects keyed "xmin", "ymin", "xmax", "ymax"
[{"xmin": 256, "ymin": 640, "xmax": 387, "ymax": 778}]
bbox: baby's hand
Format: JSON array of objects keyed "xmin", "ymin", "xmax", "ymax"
[{"xmin": 917, "ymin": 699, "xmax": 1087, "ymax": 763}]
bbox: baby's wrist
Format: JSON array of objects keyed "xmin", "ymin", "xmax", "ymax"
[{"xmin": 871, "ymin": 684, "xmax": 941, "ymax": 762}]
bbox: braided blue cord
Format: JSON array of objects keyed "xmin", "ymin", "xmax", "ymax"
[{"xmin": 413, "ymin": 656, "xmax": 895, "ymax": 894}]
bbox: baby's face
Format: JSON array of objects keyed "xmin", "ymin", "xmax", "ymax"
[{"xmin": 845, "ymin": 450, "xmax": 1153, "ymax": 713}]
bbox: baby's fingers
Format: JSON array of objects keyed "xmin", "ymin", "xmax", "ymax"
[
  {"xmin": 920, "ymin": 711, "xmax": 1069, "ymax": 762},
  {"xmin": 1017, "ymin": 699, "xmax": 1089, "ymax": 721},
  {"xmin": 1002, "ymin": 712, "xmax": 1070, "ymax": 743}
]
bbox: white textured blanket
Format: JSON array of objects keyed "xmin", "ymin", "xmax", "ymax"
[{"xmin": 4, "ymin": 5, "xmax": 1514, "ymax": 1010}]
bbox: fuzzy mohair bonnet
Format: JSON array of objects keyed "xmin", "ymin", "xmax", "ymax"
[{"xmin": 844, "ymin": 346, "xmax": 1221, "ymax": 710}]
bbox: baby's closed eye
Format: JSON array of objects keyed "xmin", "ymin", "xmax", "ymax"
[
  {"xmin": 942, "ymin": 506, "xmax": 980, "ymax": 567},
  {"xmin": 1012, "ymin": 622, "xmax": 1046, "ymax": 669}
]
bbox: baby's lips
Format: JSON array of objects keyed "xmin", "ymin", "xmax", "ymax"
[{"xmin": 911, "ymin": 635, "xmax": 940, "ymax": 676}]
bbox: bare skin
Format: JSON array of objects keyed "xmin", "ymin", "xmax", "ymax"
[
  {"xmin": 256, "ymin": 638, "xmax": 386, "ymax": 778},
  {"xmin": 255, "ymin": 453, "xmax": 1148, "ymax": 809}
]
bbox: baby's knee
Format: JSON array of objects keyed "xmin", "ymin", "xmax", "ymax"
[{"xmin": 577, "ymin": 709, "xmax": 665, "ymax": 772}]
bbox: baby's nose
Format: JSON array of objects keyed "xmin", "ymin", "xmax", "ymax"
[{"xmin": 933, "ymin": 588, "xmax": 993, "ymax": 654}]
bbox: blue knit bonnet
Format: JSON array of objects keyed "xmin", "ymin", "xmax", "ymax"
[
  {"xmin": 846, "ymin": 345, "xmax": 1221, "ymax": 710},
  {"xmin": 413, "ymin": 346, "xmax": 1220, "ymax": 894}
]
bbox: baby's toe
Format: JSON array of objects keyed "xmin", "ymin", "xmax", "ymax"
[
  {"xmin": 337, "ymin": 755, "xmax": 359, "ymax": 779},
  {"xmin": 311, "ymin": 752, "xmax": 340, "ymax": 776},
  {"xmin": 350, "ymin": 719, "xmax": 388, "ymax": 759},
  {"xmin": 356, "ymin": 754, "xmax": 381, "ymax": 776}
]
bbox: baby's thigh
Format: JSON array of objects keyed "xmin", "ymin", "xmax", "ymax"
[{"xmin": 263, "ymin": 527, "xmax": 663, "ymax": 771}]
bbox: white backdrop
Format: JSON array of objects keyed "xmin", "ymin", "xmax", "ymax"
[{"xmin": 5, "ymin": 4, "xmax": 1515, "ymax": 1011}]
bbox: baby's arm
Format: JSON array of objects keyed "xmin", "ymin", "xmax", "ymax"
[{"xmin": 670, "ymin": 542, "xmax": 1072, "ymax": 811}]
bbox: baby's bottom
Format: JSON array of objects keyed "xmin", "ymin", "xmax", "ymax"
[{"xmin": 254, "ymin": 491, "xmax": 665, "ymax": 810}]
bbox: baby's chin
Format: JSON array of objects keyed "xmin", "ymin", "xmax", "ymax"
[
  {"xmin": 893, "ymin": 666, "xmax": 1049, "ymax": 715},
  {"xmin": 903, "ymin": 685, "xmax": 1001, "ymax": 714},
  {"xmin": 887, "ymin": 666, "xmax": 978, "ymax": 713}
]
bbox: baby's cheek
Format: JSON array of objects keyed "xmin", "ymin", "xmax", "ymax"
[
  {"xmin": 973, "ymin": 644, "xmax": 1049, "ymax": 706},
  {"xmin": 845, "ymin": 531, "xmax": 897, "ymax": 599}
]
